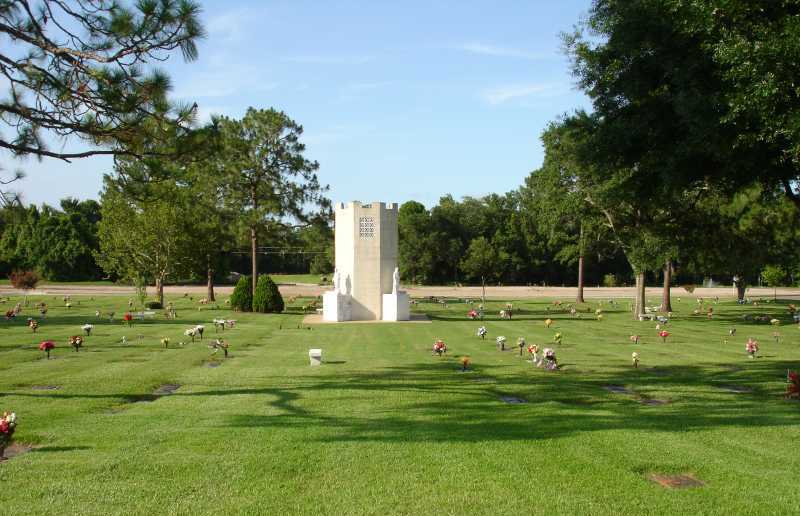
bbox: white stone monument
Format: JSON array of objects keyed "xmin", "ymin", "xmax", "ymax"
[{"xmin": 322, "ymin": 201, "xmax": 410, "ymax": 321}]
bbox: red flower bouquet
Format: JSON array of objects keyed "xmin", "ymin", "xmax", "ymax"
[
  {"xmin": 39, "ymin": 340, "xmax": 55, "ymax": 359},
  {"xmin": 0, "ymin": 411, "xmax": 17, "ymax": 459}
]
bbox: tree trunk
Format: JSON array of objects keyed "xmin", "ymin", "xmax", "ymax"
[
  {"xmin": 734, "ymin": 277, "xmax": 746, "ymax": 301},
  {"xmin": 206, "ymin": 254, "xmax": 215, "ymax": 302},
  {"xmin": 481, "ymin": 275, "xmax": 486, "ymax": 306},
  {"xmin": 661, "ymin": 260, "xmax": 673, "ymax": 312},
  {"xmin": 156, "ymin": 276, "xmax": 164, "ymax": 307},
  {"xmin": 577, "ymin": 223, "xmax": 585, "ymax": 304},
  {"xmin": 633, "ymin": 269, "xmax": 646, "ymax": 320},
  {"xmin": 250, "ymin": 225, "xmax": 258, "ymax": 298}
]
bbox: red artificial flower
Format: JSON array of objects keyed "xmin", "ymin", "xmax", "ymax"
[
  {"xmin": 38, "ymin": 340, "xmax": 55, "ymax": 351},
  {"xmin": 659, "ymin": 331, "xmax": 670, "ymax": 338},
  {"xmin": 0, "ymin": 419, "xmax": 8, "ymax": 433},
  {"xmin": 123, "ymin": 313, "xmax": 133, "ymax": 321}
]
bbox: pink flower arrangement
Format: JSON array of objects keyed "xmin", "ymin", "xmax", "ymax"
[
  {"xmin": 39, "ymin": 340, "xmax": 55, "ymax": 359},
  {"xmin": 467, "ymin": 309, "xmax": 478, "ymax": 320},
  {"xmin": 630, "ymin": 335, "xmax": 640, "ymax": 345},
  {"xmin": 658, "ymin": 330, "xmax": 670, "ymax": 343},
  {"xmin": 746, "ymin": 338, "xmax": 759, "ymax": 359},
  {"xmin": 0, "ymin": 411, "xmax": 17, "ymax": 459},
  {"xmin": 432, "ymin": 339, "xmax": 447, "ymax": 356}
]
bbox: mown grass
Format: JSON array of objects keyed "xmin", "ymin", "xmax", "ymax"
[{"xmin": 0, "ymin": 293, "xmax": 798, "ymax": 515}]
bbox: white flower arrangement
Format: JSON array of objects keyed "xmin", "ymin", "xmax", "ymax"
[{"xmin": 81, "ymin": 323, "xmax": 94, "ymax": 336}]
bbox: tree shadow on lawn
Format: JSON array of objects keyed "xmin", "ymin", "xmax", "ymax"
[
  {"xmin": 212, "ymin": 361, "xmax": 800, "ymax": 443},
  {"xmin": 7, "ymin": 359, "xmax": 797, "ymax": 442}
]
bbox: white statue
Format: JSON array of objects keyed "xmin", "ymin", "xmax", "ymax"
[
  {"xmin": 333, "ymin": 268, "xmax": 341, "ymax": 293},
  {"xmin": 345, "ymin": 274, "xmax": 352, "ymax": 296},
  {"xmin": 393, "ymin": 267, "xmax": 400, "ymax": 294}
]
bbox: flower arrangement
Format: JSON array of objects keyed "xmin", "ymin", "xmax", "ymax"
[
  {"xmin": 597, "ymin": 314, "xmax": 604, "ymax": 321},
  {"xmin": 789, "ymin": 304, "xmax": 797, "ymax": 314},
  {"xmin": 210, "ymin": 339, "xmax": 230, "ymax": 357},
  {"xmin": 65, "ymin": 302, "xmax": 72, "ymax": 309},
  {"xmin": 630, "ymin": 335, "xmax": 640, "ymax": 345},
  {"xmin": 4, "ymin": 309, "xmax": 15, "ymax": 320},
  {"xmin": 527, "ymin": 344, "xmax": 539, "ymax": 362},
  {"xmin": 496, "ymin": 336, "xmax": 507, "ymax": 351},
  {"xmin": 68, "ymin": 335, "xmax": 83, "ymax": 352},
  {"xmin": 459, "ymin": 356, "xmax": 471, "ymax": 371},
  {"xmin": 773, "ymin": 331, "xmax": 781, "ymax": 343},
  {"xmin": 745, "ymin": 338, "xmax": 759, "ymax": 359},
  {"xmin": 28, "ymin": 318, "xmax": 38, "ymax": 333},
  {"xmin": 517, "ymin": 337, "xmax": 526, "ymax": 355},
  {"xmin": 213, "ymin": 319, "xmax": 228, "ymax": 332},
  {"xmin": 477, "ymin": 326, "xmax": 487, "ymax": 339},
  {"xmin": 467, "ymin": 309, "xmax": 478, "ymax": 320},
  {"xmin": 632, "ymin": 351, "xmax": 640, "ymax": 368},
  {"xmin": 39, "ymin": 304, "xmax": 47, "ymax": 317},
  {"xmin": 81, "ymin": 323, "xmax": 93, "ymax": 336},
  {"xmin": 161, "ymin": 337, "xmax": 170, "ymax": 349},
  {"xmin": 706, "ymin": 307, "xmax": 714, "ymax": 319},
  {"xmin": 543, "ymin": 348, "xmax": 557, "ymax": 370},
  {"xmin": 0, "ymin": 411, "xmax": 18, "ymax": 459},
  {"xmin": 729, "ymin": 328, "xmax": 737, "ymax": 337},
  {"xmin": 786, "ymin": 370, "xmax": 799, "ymax": 400},
  {"xmin": 39, "ymin": 340, "xmax": 55, "ymax": 359},
  {"xmin": 121, "ymin": 336, "xmax": 127, "ymax": 345},
  {"xmin": 658, "ymin": 330, "xmax": 670, "ymax": 343},
  {"xmin": 544, "ymin": 318, "xmax": 553, "ymax": 328},
  {"xmin": 432, "ymin": 339, "xmax": 447, "ymax": 356},
  {"xmin": 595, "ymin": 308, "xmax": 603, "ymax": 315},
  {"xmin": 123, "ymin": 312, "xmax": 133, "ymax": 326},
  {"xmin": 553, "ymin": 332, "xmax": 562, "ymax": 344},
  {"xmin": 770, "ymin": 318, "xmax": 781, "ymax": 326}
]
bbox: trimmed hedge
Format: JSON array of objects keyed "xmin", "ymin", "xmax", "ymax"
[
  {"xmin": 252, "ymin": 275, "xmax": 284, "ymax": 313},
  {"xmin": 230, "ymin": 275, "xmax": 252, "ymax": 312}
]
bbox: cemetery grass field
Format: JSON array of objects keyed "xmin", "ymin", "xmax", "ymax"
[{"xmin": 1, "ymin": 294, "xmax": 799, "ymax": 515}]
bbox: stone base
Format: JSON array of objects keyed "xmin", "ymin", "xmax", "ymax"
[
  {"xmin": 322, "ymin": 291, "xmax": 351, "ymax": 322},
  {"xmin": 382, "ymin": 291, "xmax": 410, "ymax": 321}
]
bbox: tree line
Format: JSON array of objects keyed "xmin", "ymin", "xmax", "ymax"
[{"xmin": 2, "ymin": 1, "xmax": 799, "ymax": 319}]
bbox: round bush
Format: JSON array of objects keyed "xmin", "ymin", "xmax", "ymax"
[
  {"xmin": 252, "ymin": 275, "xmax": 284, "ymax": 313},
  {"xmin": 144, "ymin": 301, "xmax": 163, "ymax": 309},
  {"xmin": 230, "ymin": 275, "xmax": 252, "ymax": 312}
]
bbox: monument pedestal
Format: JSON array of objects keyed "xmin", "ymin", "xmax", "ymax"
[
  {"xmin": 382, "ymin": 291, "xmax": 410, "ymax": 321},
  {"xmin": 323, "ymin": 291, "xmax": 351, "ymax": 322}
]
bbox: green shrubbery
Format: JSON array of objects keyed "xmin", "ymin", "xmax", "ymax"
[
  {"xmin": 230, "ymin": 275, "xmax": 252, "ymax": 312},
  {"xmin": 144, "ymin": 301, "xmax": 163, "ymax": 309},
  {"xmin": 252, "ymin": 275, "xmax": 284, "ymax": 313}
]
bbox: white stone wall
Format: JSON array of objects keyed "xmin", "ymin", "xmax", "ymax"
[{"xmin": 333, "ymin": 201, "xmax": 399, "ymax": 320}]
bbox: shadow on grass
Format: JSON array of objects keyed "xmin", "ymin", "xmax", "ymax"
[{"xmin": 8, "ymin": 359, "xmax": 798, "ymax": 443}]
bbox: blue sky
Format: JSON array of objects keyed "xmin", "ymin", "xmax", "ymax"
[{"xmin": 10, "ymin": 0, "xmax": 592, "ymax": 207}]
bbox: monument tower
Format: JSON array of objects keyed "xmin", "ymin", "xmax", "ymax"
[{"xmin": 322, "ymin": 201, "xmax": 410, "ymax": 321}]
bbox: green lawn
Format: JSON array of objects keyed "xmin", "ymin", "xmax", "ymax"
[
  {"xmin": 0, "ymin": 294, "xmax": 798, "ymax": 515},
  {"xmin": 270, "ymin": 273, "xmax": 330, "ymax": 285}
]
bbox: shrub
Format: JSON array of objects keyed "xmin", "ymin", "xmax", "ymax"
[
  {"xmin": 230, "ymin": 275, "xmax": 252, "ymax": 312},
  {"xmin": 252, "ymin": 275, "xmax": 284, "ymax": 313},
  {"xmin": 9, "ymin": 270, "xmax": 39, "ymax": 290},
  {"xmin": 144, "ymin": 301, "xmax": 162, "ymax": 309},
  {"xmin": 602, "ymin": 273, "xmax": 617, "ymax": 288},
  {"xmin": 309, "ymin": 254, "xmax": 332, "ymax": 275}
]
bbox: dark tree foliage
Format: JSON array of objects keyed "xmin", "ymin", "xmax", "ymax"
[
  {"xmin": 0, "ymin": 198, "xmax": 102, "ymax": 279},
  {"xmin": 0, "ymin": 0, "xmax": 205, "ymax": 161},
  {"xmin": 9, "ymin": 268, "xmax": 38, "ymax": 289}
]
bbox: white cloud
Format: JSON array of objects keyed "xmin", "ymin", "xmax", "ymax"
[
  {"xmin": 280, "ymin": 55, "xmax": 373, "ymax": 65},
  {"xmin": 206, "ymin": 7, "xmax": 269, "ymax": 43},
  {"xmin": 482, "ymin": 83, "xmax": 561, "ymax": 105},
  {"xmin": 173, "ymin": 60, "xmax": 277, "ymax": 100},
  {"xmin": 459, "ymin": 42, "xmax": 552, "ymax": 60}
]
